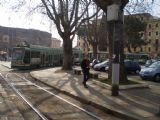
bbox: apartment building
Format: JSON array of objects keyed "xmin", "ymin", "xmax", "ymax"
[
  {"xmin": 77, "ymin": 13, "xmax": 160, "ymax": 58},
  {"xmin": 146, "ymin": 18, "xmax": 160, "ymax": 57}
]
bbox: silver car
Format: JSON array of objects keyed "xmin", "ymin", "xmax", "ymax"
[
  {"xmin": 139, "ymin": 61, "xmax": 160, "ymax": 82},
  {"xmin": 94, "ymin": 60, "xmax": 109, "ymax": 71}
]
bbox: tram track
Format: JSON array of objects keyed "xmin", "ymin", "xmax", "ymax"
[
  {"xmin": 0, "ymin": 72, "xmax": 103, "ymax": 120},
  {"xmin": 0, "ymin": 64, "xmax": 122, "ymax": 120}
]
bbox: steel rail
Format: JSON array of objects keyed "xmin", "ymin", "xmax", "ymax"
[
  {"xmin": 14, "ymin": 73, "xmax": 103, "ymax": 120},
  {"xmin": 0, "ymin": 73, "xmax": 48, "ymax": 120}
]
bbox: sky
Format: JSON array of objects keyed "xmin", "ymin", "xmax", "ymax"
[
  {"xmin": 0, "ymin": 0, "xmax": 160, "ymax": 47},
  {"xmin": 0, "ymin": 0, "xmax": 77, "ymax": 47}
]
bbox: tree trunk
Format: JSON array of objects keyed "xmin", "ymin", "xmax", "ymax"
[
  {"xmin": 92, "ymin": 45, "xmax": 97, "ymax": 59},
  {"xmin": 107, "ymin": 22, "xmax": 113, "ymax": 80},
  {"xmin": 62, "ymin": 35, "xmax": 73, "ymax": 70},
  {"xmin": 127, "ymin": 45, "xmax": 132, "ymax": 53},
  {"xmin": 119, "ymin": 23, "xmax": 128, "ymax": 82},
  {"xmin": 107, "ymin": 21, "xmax": 127, "ymax": 82}
]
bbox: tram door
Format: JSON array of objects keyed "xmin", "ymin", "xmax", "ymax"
[{"xmin": 23, "ymin": 50, "xmax": 30, "ymax": 64}]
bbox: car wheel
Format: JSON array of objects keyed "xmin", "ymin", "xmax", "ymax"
[
  {"xmin": 154, "ymin": 74, "xmax": 160, "ymax": 82},
  {"xmin": 100, "ymin": 67, "xmax": 105, "ymax": 71}
]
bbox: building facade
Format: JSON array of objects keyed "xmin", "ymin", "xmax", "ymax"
[
  {"xmin": 145, "ymin": 19, "xmax": 160, "ymax": 57},
  {"xmin": 77, "ymin": 13, "xmax": 160, "ymax": 58},
  {"xmin": 0, "ymin": 26, "xmax": 52, "ymax": 57},
  {"xmin": 77, "ymin": 36, "xmax": 92, "ymax": 54},
  {"xmin": 51, "ymin": 38, "xmax": 61, "ymax": 48}
]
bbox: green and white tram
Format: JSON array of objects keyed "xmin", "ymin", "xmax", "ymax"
[{"xmin": 11, "ymin": 44, "xmax": 82, "ymax": 69}]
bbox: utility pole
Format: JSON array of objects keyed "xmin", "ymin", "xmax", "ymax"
[
  {"xmin": 93, "ymin": 0, "xmax": 129, "ymax": 96},
  {"xmin": 106, "ymin": 0, "xmax": 127, "ymax": 96}
]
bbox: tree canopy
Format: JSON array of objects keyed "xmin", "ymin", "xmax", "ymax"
[{"xmin": 124, "ymin": 16, "xmax": 147, "ymax": 52}]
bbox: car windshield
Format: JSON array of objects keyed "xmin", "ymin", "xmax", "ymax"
[
  {"xmin": 12, "ymin": 48, "xmax": 24, "ymax": 60},
  {"xmin": 100, "ymin": 60, "xmax": 109, "ymax": 65},
  {"xmin": 149, "ymin": 61, "xmax": 160, "ymax": 68},
  {"xmin": 146, "ymin": 60, "xmax": 152, "ymax": 64},
  {"xmin": 93, "ymin": 59, "xmax": 99, "ymax": 63}
]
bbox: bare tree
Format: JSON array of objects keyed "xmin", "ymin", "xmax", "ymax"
[
  {"xmin": 77, "ymin": 7, "xmax": 108, "ymax": 59},
  {"xmin": 6, "ymin": 0, "xmax": 100, "ymax": 70},
  {"xmin": 125, "ymin": 0, "xmax": 154, "ymax": 14},
  {"xmin": 40, "ymin": 0, "xmax": 100, "ymax": 70},
  {"xmin": 83, "ymin": 7, "xmax": 105, "ymax": 59}
]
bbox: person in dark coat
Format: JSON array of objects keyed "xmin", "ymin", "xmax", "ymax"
[{"xmin": 81, "ymin": 55, "xmax": 90, "ymax": 88}]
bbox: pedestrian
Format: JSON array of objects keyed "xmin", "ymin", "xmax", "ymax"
[{"xmin": 81, "ymin": 55, "xmax": 90, "ymax": 88}]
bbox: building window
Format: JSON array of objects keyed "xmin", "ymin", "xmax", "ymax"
[
  {"xmin": 155, "ymin": 47, "xmax": 158, "ymax": 51},
  {"xmin": 2, "ymin": 35, "xmax": 9, "ymax": 43},
  {"xmin": 140, "ymin": 48, "xmax": 143, "ymax": 52},
  {"xmin": 149, "ymin": 32, "xmax": 151, "ymax": 36},
  {"xmin": 156, "ymin": 23, "xmax": 158, "ymax": 28},
  {"xmin": 148, "ymin": 39, "xmax": 151, "ymax": 44},
  {"xmin": 156, "ymin": 31, "xmax": 159, "ymax": 36},
  {"xmin": 155, "ymin": 39, "xmax": 159, "ymax": 45},
  {"xmin": 148, "ymin": 24, "xmax": 151, "ymax": 29},
  {"xmin": 148, "ymin": 47, "xmax": 151, "ymax": 52}
]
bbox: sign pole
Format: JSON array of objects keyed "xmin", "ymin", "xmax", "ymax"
[{"xmin": 107, "ymin": 3, "xmax": 124, "ymax": 96}]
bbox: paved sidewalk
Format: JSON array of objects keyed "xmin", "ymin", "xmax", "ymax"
[{"xmin": 30, "ymin": 67, "xmax": 160, "ymax": 120}]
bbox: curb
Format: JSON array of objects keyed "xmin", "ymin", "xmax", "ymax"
[
  {"xmin": 91, "ymin": 79, "xmax": 149, "ymax": 90},
  {"xmin": 30, "ymin": 72, "xmax": 144, "ymax": 120},
  {"xmin": 1, "ymin": 64, "xmax": 11, "ymax": 69}
]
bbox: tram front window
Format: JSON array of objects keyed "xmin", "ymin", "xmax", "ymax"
[{"xmin": 12, "ymin": 49, "xmax": 24, "ymax": 60}]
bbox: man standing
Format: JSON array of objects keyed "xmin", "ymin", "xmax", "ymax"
[{"xmin": 81, "ymin": 55, "xmax": 90, "ymax": 88}]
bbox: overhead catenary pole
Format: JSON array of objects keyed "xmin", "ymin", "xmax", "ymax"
[
  {"xmin": 93, "ymin": 0, "xmax": 129, "ymax": 96},
  {"xmin": 107, "ymin": 1, "xmax": 124, "ymax": 96}
]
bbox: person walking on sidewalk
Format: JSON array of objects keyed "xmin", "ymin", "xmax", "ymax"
[{"xmin": 81, "ymin": 55, "xmax": 90, "ymax": 88}]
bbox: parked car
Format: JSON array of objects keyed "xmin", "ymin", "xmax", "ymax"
[
  {"xmin": 90, "ymin": 59, "xmax": 100, "ymax": 68},
  {"xmin": 94, "ymin": 60, "xmax": 109, "ymax": 71},
  {"xmin": 145, "ymin": 59, "xmax": 157, "ymax": 67},
  {"xmin": 139, "ymin": 61, "xmax": 160, "ymax": 82},
  {"xmin": 105, "ymin": 60, "xmax": 141, "ymax": 74}
]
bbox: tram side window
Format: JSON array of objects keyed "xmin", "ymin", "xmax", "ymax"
[
  {"xmin": 31, "ymin": 51, "xmax": 40, "ymax": 58},
  {"xmin": 24, "ymin": 51, "xmax": 30, "ymax": 64}
]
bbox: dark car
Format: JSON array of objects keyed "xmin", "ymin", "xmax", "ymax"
[
  {"xmin": 124, "ymin": 60, "xmax": 141, "ymax": 74},
  {"xmin": 105, "ymin": 60, "xmax": 141, "ymax": 74}
]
